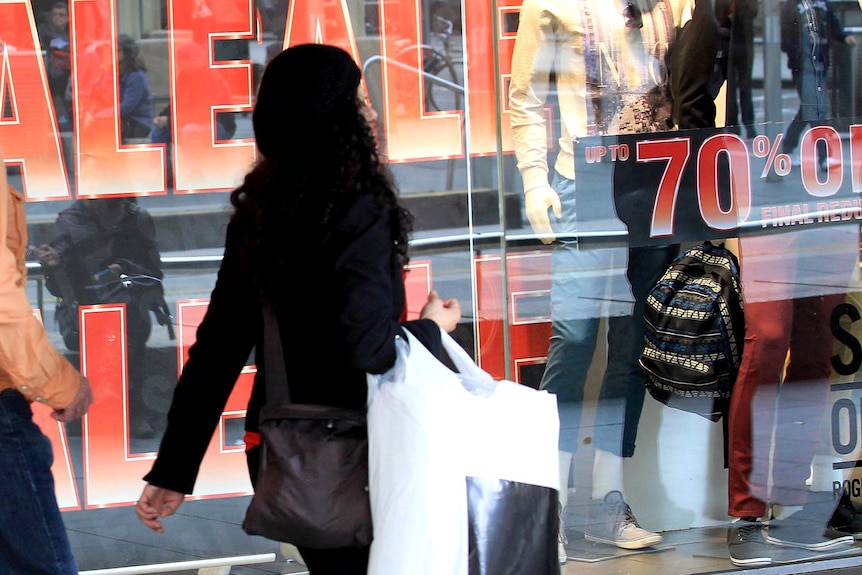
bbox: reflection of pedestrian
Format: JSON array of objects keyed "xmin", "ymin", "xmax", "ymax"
[
  {"xmin": 510, "ymin": 0, "xmax": 688, "ymax": 555},
  {"xmin": 780, "ymin": 0, "xmax": 856, "ymax": 163},
  {"xmin": 133, "ymin": 44, "xmax": 460, "ymax": 575},
  {"xmin": 118, "ymin": 34, "xmax": 154, "ymax": 142},
  {"xmin": 0, "ymin": 147, "xmax": 93, "ymax": 574},
  {"xmin": 725, "ymin": 0, "xmax": 759, "ymax": 138},
  {"xmin": 726, "ymin": 229, "xmax": 859, "ymax": 566},
  {"xmin": 33, "ymin": 197, "xmax": 170, "ymax": 438},
  {"xmin": 37, "ymin": 1, "xmax": 72, "ymax": 128}
]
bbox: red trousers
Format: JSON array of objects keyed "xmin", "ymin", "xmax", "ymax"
[{"xmin": 727, "ymin": 232, "xmax": 854, "ymax": 518}]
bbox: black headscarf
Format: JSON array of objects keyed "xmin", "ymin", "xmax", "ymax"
[{"xmin": 252, "ymin": 43, "xmax": 362, "ymax": 160}]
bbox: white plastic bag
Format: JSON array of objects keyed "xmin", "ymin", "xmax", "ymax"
[
  {"xmin": 366, "ymin": 329, "xmax": 560, "ymax": 575},
  {"xmin": 441, "ymin": 330, "xmax": 560, "ymax": 490}
]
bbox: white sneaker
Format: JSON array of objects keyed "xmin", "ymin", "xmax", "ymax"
[
  {"xmin": 558, "ymin": 504, "xmax": 568, "ymax": 564},
  {"xmin": 558, "ymin": 536, "xmax": 567, "ymax": 565},
  {"xmin": 584, "ymin": 491, "xmax": 663, "ymax": 550}
]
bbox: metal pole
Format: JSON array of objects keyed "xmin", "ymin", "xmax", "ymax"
[{"xmin": 762, "ymin": 0, "xmax": 785, "ymax": 182}]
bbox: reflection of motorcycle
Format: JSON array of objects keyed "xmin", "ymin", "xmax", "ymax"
[{"xmin": 87, "ymin": 269, "xmax": 175, "ymax": 341}]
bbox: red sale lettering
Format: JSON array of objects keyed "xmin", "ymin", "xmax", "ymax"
[
  {"xmin": 403, "ymin": 260, "xmax": 432, "ymax": 320},
  {"xmin": 464, "ymin": 0, "xmax": 518, "ymax": 156},
  {"xmin": 637, "ymin": 137, "xmax": 690, "ymax": 237},
  {"xmin": 378, "ymin": 0, "xmax": 462, "ymax": 162},
  {"xmin": 285, "ymin": 0, "xmax": 361, "ymax": 70},
  {"xmin": 167, "ymin": 0, "xmax": 255, "ymax": 194},
  {"xmin": 71, "ymin": 0, "xmax": 165, "ymax": 197},
  {"xmin": 2, "ymin": 0, "xmax": 533, "ymax": 184},
  {"xmin": 852, "ymin": 124, "xmax": 862, "ymax": 193},
  {"xmin": 80, "ymin": 304, "xmax": 155, "ymax": 508},
  {"xmin": 476, "ymin": 252, "xmax": 551, "ymax": 382},
  {"xmin": 177, "ymin": 300, "xmax": 209, "ymax": 371},
  {"xmin": 0, "ymin": 1, "xmax": 70, "ymax": 200},
  {"xmin": 697, "ymin": 133, "xmax": 750, "ymax": 231},
  {"xmin": 800, "ymin": 126, "xmax": 842, "ymax": 197}
]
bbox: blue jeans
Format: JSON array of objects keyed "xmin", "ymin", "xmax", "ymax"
[
  {"xmin": 0, "ymin": 389, "xmax": 77, "ymax": 574},
  {"xmin": 541, "ymin": 175, "xmax": 678, "ymax": 457},
  {"xmin": 781, "ymin": 58, "xmax": 829, "ymax": 155}
]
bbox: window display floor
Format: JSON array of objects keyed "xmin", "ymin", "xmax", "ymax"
[
  {"xmin": 561, "ymin": 525, "xmax": 862, "ymax": 575},
  {"xmin": 63, "ymin": 493, "xmax": 862, "ymax": 575}
]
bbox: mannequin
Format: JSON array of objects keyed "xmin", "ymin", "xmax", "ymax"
[{"xmin": 510, "ymin": 0, "xmax": 695, "ymax": 553}]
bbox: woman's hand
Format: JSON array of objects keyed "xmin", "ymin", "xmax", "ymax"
[
  {"xmin": 135, "ymin": 484, "xmax": 185, "ymax": 533},
  {"xmin": 420, "ymin": 290, "xmax": 461, "ymax": 333}
]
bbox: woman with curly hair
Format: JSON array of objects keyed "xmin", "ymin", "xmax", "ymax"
[{"xmin": 134, "ymin": 44, "xmax": 461, "ymax": 574}]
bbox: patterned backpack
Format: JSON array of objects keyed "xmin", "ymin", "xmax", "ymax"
[{"xmin": 639, "ymin": 241, "xmax": 745, "ymax": 421}]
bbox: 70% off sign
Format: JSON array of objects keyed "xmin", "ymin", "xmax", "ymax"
[{"xmin": 583, "ymin": 124, "xmax": 862, "ymax": 238}]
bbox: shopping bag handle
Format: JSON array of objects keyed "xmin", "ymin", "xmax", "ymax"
[{"xmin": 439, "ymin": 329, "xmax": 497, "ymax": 395}]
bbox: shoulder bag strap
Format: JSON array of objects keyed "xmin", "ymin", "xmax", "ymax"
[{"xmin": 262, "ymin": 304, "xmax": 291, "ymax": 405}]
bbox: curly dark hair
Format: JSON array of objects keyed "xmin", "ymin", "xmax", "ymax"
[{"xmin": 229, "ymin": 92, "xmax": 413, "ymax": 304}]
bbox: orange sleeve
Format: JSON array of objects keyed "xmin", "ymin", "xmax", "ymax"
[{"xmin": 0, "ymin": 151, "xmax": 81, "ymax": 409}]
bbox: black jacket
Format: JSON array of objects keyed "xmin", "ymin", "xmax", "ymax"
[
  {"xmin": 781, "ymin": 0, "xmax": 849, "ymax": 73},
  {"xmin": 144, "ymin": 193, "xmax": 442, "ymax": 494},
  {"xmin": 44, "ymin": 199, "xmax": 163, "ymax": 305}
]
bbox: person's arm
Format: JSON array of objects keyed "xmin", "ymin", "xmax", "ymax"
[
  {"xmin": 137, "ymin": 249, "xmax": 256, "ymax": 533},
  {"xmin": 780, "ymin": 0, "xmax": 800, "ymax": 68},
  {"xmin": 508, "ymin": 0, "xmax": 562, "ymax": 243},
  {"xmin": 330, "ymin": 195, "xmax": 459, "ymax": 376},
  {"xmin": 509, "ymin": 0, "xmax": 555, "ymax": 194},
  {"xmin": 0, "ymin": 149, "xmax": 91, "ymax": 416},
  {"xmin": 143, "ymin": 223, "xmax": 258, "ymax": 495}
]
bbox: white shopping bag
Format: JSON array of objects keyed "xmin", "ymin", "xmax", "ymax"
[
  {"xmin": 441, "ymin": 331, "xmax": 560, "ymax": 490},
  {"xmin": 366, "ymin": 329, "xmax": 560, "ymax": 575}
]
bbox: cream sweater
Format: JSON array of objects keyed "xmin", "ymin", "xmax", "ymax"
[{"xmin": 509, "ymin": 0, "xmax": 692, "ymax": 192}]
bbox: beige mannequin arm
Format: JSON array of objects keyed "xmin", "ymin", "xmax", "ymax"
[{"xmin": 525, "ymin": 186, "xmax": 562, "ymax": 245}]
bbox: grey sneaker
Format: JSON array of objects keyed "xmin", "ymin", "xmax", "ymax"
[
  {"xmin": 767, "ymin": 511, "xmax": 856, "ymax": 551},
  {"xmin": 584, "ymin": 491, "xmax": 663, "ymax": 550},
  {"xmin": 727, "ymin": 517, "xmax": 771, "ymax": 566}
]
